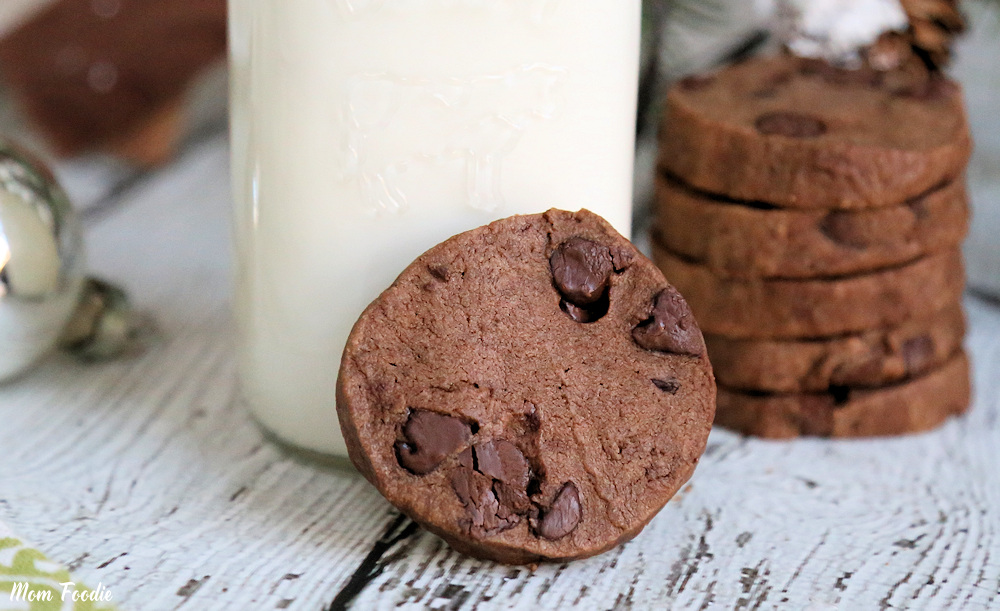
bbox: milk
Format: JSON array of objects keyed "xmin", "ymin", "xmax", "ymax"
[{"xmin": 229, "ymin": 0, "xmax": 641, "ymax": 456}]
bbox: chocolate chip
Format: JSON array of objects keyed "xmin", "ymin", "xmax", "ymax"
[
  {"xmin": 494, "ymin": 481, "xmax": 533, "ymax": 516},
  {"xmin": 755, "ymin": 112, "xmax": 827, "ymax": 138},
  {"xmin": 550, "ymin": 238, "xmax": 613, "ymax": 307},
  {"xmin": 395, "ymin": 409, "xmax": 472, "ymax": 475},
  {"xmin": 428, "ymin": 264, "xmax": 449, "ymax": 281},
  {"xmin": 451, "ymin": 439, "xmax": 534, "ymax": 538},
  {"xmin": 678, "ymin": 74, "xmax": 715, "ymax": 91},
  {"xmin": 819, "ymin": 211, "xmax": 873, "ymax": 248},
  {"xmin": 534, "ymin": 482, "xmax": 581, "ymax": 541},
  {"xmin": 475, "ymin": 440, "xmax": 531, "ymax": 490},
  {"xmin": 831, "ymin": 356, "xmax": 885, "ymax": 387},
  {"xmin": 652, "ymin": 378, "xmax": 681, "ymax": 394},
  {"xmin": 524, "ymin": 404, "xmax": 541, "ymax": 433},
  {"xmin": 560, "ymin": 297, "xmax": 608, "ymax": 324},
  {"xmin": 451, "ymin": 467, "xmax": 519, "ymax": 537},
  {"xmin": 457, "ymin": 447, "xmax": 474, "ymax": 469},
  {"xmin": 633, "ymin": 287, "xmax": 704, "ymax": 357},
  {"xmin": 902, "ymin": 335, "xmax": 935, "ymax": 376}
]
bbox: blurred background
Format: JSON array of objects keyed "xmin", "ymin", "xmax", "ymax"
[{"xmin": 0, "ymin": 0, "xmax": 994, "ymax": 293}]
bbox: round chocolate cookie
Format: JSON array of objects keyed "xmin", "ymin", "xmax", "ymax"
[
  {"xmin": 337, "ymin": 209, "xmax": 716, "ymax": 565},
  {"xmin": 653, "ymin": 245, "xmax": 965, "ymax": 339},
  {"xmin": 714, "ymin": 350, "xmax": 970, "ymax": 439},
  {"xmin": 658, "ymin": 55, "xmax": 971, "ymax": 210},
  {"xmin": 653, "ymin": 174, "xmax": 969, "ymax": 279},
  {"xmin": 705, "ymin": 302, "xmax": 965, "ymax": 393}
]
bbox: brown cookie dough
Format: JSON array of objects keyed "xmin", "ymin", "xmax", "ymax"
[
  {"xmin": 714, "ymin": 350, "xmax": 970, "ymax": 438},
  {"xmin": 337, "ymin": 209, "xmax": 716, "ymax": 565},
  {"xmin": 652, "ymin": 245, "xmax": 964, "ymax": 339},
  {"xmin": 658, "ymin": 55, "xmax": 972, "ymax": 210},
  {"xmin": 705, "ymin": 302, "xmax": 965, "ymax": 393},
  {"xmin": 653, "ymin": 174, "xmax": 969, "ymax": 279}
]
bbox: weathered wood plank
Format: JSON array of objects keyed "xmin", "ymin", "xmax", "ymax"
[{"xmin": 1, "ymin": 134, "xmax": 999, "ymax": 610}]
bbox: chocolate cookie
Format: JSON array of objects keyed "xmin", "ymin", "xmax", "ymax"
[
  {"xmin": 658, "ymin": 55, "xmax": 971, "ymax": 209},
  {"xmin": 714, "ymin": 350, "xmax": 970, "ymax": 438},
  {"xmin": 705, "ymin": 302, "xmax": 965, "ymax": 393},
  {"xmin": 337, "ymin": 209, "xmax": 716, "ymax": 565},
  {"xmin": 653, "ymin": 174, "xmax": 969, "ymax": 279},
  {"xmin": 652, "ymin": 245, "xmax": 964, "ymax": 339}
]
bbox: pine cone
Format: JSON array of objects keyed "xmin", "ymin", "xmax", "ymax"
[{"xmin": 899, "ymin": 0, "xmax": 966, "ymax": 70}]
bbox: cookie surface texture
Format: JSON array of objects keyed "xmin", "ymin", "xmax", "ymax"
[
  {"xmin": 653, "ymin": 174, "xmax": 969, "ymax": 279},
  {"xmin": 658, "ymin": 55, "xmax": 971, "ymax": 209},
  {"xmin": 704, "ymin": 302, "xmax": 965, "ymax": 393},
  {"xmin": 338, "ymin": 209, "xmax": 716, "ymax": 564},
  {"xmin": 714, "ymin": 351, "xmax": 970, "ymax": 439},
  {"xmin": 653, "ymin": 246, "xmax": 964, "ymax": 339}
]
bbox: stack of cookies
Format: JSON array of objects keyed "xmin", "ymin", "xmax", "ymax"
[{"xmin": 652, "ymin": 54, "xmax": 973, "ymax": 438}]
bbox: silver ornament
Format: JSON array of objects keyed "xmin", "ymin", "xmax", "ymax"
[
  {"xmin": 0, "ymin": 141, "xmax": 86, "ymax": 381},
  {"xmin": 0, "ymin": 141, "xmax": 148, "ymax": 383}
]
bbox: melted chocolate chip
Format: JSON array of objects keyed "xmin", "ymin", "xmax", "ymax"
[
  {"xmin": 524, "ymin": 405, "xmax": 541, "ymax": 433},
  {"xmin": 395, "ymin": 409, "xmax": 472, "ymax": 475},
  {"xmin": 755, "ymin": 112, "xmax": 827, "ymax": 138},
  {"xmin": 560, "ymin": 296, "xmax": 609, "ymax": 324},
  {"xmin": 534, "ymin": 482, "xmax": 581, "ymax": 541},
  {"xmin": 451, "ymin": 467, "xmax": 519, "ymax": 537},
  {"xmin": 457, "ymin": 447, "xmax": 474, "ymax": 469},
  {"xmin": 494, "ymin": 481, "xmax": 534, "ymax": 516},
  {"xmin": 450, "ymin": 439, "xmax": 534, "ymax": 538},
  {"xmin": 652, "ymin": 378, "xmax": 681, "ymax": 394},
  {"xmin": 428, "ymin": 264, "xmax": 449, "ymax": 281},
  {"xmin": 633, "ymin": 287, "xmax": 704, "ymax": 357},
  {"xmin": 902, "ymin": 335, "xmax": 935, "ymax": 375},
  {"xmin": 550, "ymin": 238, "xmax": 614, "ymax": 307},
  {"xmin": 830, "ymin": 356, "xmax": 885, "ymax": 387},
  {"xmin": 475, "ymin": 440, "xmax": 531, "ymax": 489},
  {"xmin": 819, "ymin": 211, "xmax": 873, "ymax": 249}
]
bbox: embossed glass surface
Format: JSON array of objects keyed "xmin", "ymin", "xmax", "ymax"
[{"xmin": 229, "ymin": 0, "xmax": 641, "ymax": 455}]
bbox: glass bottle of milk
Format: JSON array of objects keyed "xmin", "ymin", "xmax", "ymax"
[{"xmin": 229, "ymin": 0, "xmax": 641, "ymax": 458}]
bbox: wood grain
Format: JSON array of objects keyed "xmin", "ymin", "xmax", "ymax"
[{"xmin": 1, "ymin": 133, "xmax": 999, "ymax": 610}]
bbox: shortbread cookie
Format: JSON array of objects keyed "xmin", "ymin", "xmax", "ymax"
[
  {"xmin": 705, "ymin": 302, "xmax": 965, "ymax": 393},
  {"xmin": 653, "ymin": 245, "xmax": 964, "ymax": 339},
  {"xmin": 658, "ymin": 55, "xmax": 971, "ymax": 209},
  {"xmin": 338, "ymin": 209, "xmax": 715, "ymax": 565},
  {"xmin": 714, "ymin": 350, "xmax": 970, "ymax": 438},
  {"xmin": 653, "ymin": 174, "xmax": 968, "ymax": 279}
]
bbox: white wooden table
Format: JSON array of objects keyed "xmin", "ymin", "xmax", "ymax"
[{"xmin": 0, "ymin": 129, "xmax": 999, "ymax": 610}]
